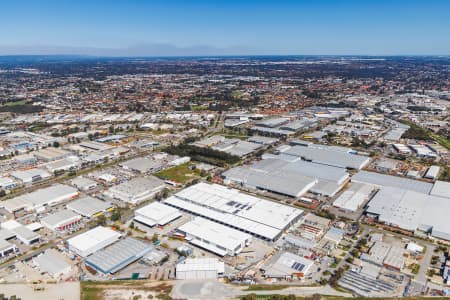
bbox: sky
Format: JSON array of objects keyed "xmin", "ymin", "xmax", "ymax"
[{"xmin": 0, "ymin": 0, "xmax": 449, "ymax": 56}]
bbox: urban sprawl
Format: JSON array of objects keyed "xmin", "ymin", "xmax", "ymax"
[{"xmin": 0, "ymin": 56, "xmax": 449, "ymax": 300}]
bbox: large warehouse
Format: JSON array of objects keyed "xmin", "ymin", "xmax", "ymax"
[
  {"xmin": 0, "ymin": 184, "xmax": 79, "ymax": 213},
  {"xmin": 177, "ymin": 217, "xmax": 252, "ymax": 256},
  {"xmin": 352, "ymin": 171, "xmax": 433, "ymax": 194},
  {"xmin": 85, "ymin": 237, "xmax": 152, "ymax": 274},
  {"xmin": 366, "ymin": 186, "xmax": 450, "ymax": 241},
  {"xmin": 104, "ymin": 176, "xmax": 165, "ymax": 204},
  {"xmin": 134, "ymin": 202, "xmax": 181, "ymax": 227},
  {"xmin": 164, "ymin": 182, "xmax": 303, "ymax": 241},
  {"xmin": 67, "ymin": 226, "xmax": 121, "ymax": 257},
  {"xmin": 223, "ymin": 157, "xmax": 349, "ymax": 197},
  {"xmin": 176, "ymin": 258, "xmax": 225, "ymax": 280},
  {"xmin": 333, "ymin": 182, "xmax": 376, "ymax": 212},
  {"xmin": 67, "ymin": 196, "xmax": 112, "ymax": 218},
  {"xmin": 41, "ymin": 210, "xmax": 82, "ymax": 232},
  {"xmin": 282, "ymin": 144, "xmax": 370, "ymax": 170}
]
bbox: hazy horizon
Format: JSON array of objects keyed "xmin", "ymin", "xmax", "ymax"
[{"xmin": 1, "ymin": 0, "xmax": 450, "ymax": 56}]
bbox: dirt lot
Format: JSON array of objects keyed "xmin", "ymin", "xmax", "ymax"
[{"xmin": 81, "ymin": 280, "xmax": 173, "ymax": 300}]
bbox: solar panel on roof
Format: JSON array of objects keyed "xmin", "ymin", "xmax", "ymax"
[{"xmin": 291, "ymin": 262, "xmax": 305, "ymax": 272}]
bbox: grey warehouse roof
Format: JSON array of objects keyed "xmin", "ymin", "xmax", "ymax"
[
  {"xmin": 67, "ymin": 196, "xmax": 112, "ymax": 217},
  {"xmin": 283, "ymin": 145, "xmax": 370, "ymax": 170},
  {"xmin": 85, "ymin": 237, "xmax": 152, "ymax": 274},
  {"xmin": 367, "ymin": 186, "xmax": 450, "ymax": 241},
  {"xmin": 352, "ymin": 171, "xmax": 433, "ymax": 194}
]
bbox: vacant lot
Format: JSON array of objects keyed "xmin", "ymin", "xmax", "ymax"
[
  {"xmin": 155, "ymin": 163, "xmax": 201, "ymax": 183},
  {"xmin": 81, "ymin": 281, "xmax": 173, "ymax": 300}
]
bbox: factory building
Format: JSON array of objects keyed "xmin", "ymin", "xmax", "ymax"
[
  {"xmin": 33, "ymin": 147, "xmax": 71, "ymax": 161},
  {"xmin": 104, "ymin": 176, "xmax": 165, "ymax": 205},
  {"xmin": 67, "ymin": 226, "xmax": 121, "ymax": 257},
  {"xmin": 366, "ymin": 186, "xmax": 450, "ymax": 241},
  {"xmin": 176, "ymin": 258, "xmax": 225, "ymax": 280},
  {"xmin": 67, "ymin": 196, "xmax": 112, "ymax": 218},
  {"xmin": 41, "ymin": 210, "xmax": 82, "ymax": 233},
  {"xmin": 352, "ymin": 171, "xmax": 433, "ymax": 194},
  {"xmin": 33, "ymin": 250, "xmax": 72, "ymax": 278},
  {"xmin": 177, "ymin": 217, "xmax": 252, "ymax": 256},
  {"xmin": 0, "ymin": 239, "xmax": 18, "ymax": 258},
  {"xmin": 71, "ymin": 176, "xmax": 98, "ymax": 191},
  {"xmin": 333, "ymin": 182, "xmax": 376, "ymax": 212},
  {"xmin": 261, "ymin": 251, "xmax": 314, "ymax": 279},
  {"xmin": 164, "ymin": 182, "xmax": 303, "ymax": 241},
  {"xmin": 424, "ymin": 165, "xmax": 440, "ymax": 180},
  {"xmin": 10, "ymin": 168, "xmax": 52, "ymax": 186},
  {"xmin": 120, "ymin": 157, "xmax": 164, "ymax": 174},
  {"xmin": 134, "ymin": 202, "xmax": 181, "ymax": 227},
  {"xmin": 223, "ymin": 157, "xmax": 349, "ymax": 197},
  {"xmin": 85, "ymin": 237, "xmax": 152, "ymax": 274},
  {"xmin": 0, "ymin": 184, "xmax": 79, "ymax": 213},
  {"xmin": 282, "ymin": 143, "xmax": 370, "ymax": 170}
]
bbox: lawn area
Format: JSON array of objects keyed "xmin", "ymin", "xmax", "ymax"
[
  {"xmin": 0, "ymin": 100, "xmax": 27, "ymax": 107},
  {"xmin": 155, "ymin": 162, "xmax": 201, "ymax": 183},
  {"xmin": 430, "ymin": 132, "xmax": 450, "ymax": 150}
]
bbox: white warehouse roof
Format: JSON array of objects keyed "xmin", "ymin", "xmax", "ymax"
[
  {"xmin": 178, "ymin": 217, "xmax": 251, "ymax": 256},
  {"xmin": 164, "ymin": 182, "xmax": 303, "ymax": 241},
  {"xmin": 134, "ymin": 202, "xmax": 181, "ymax": 227},
  {"xmin": 67, "ymin": 226, "xmax": 121, "ymax": 257},
  {"xmin": 367, "ymin": 187, "xmax": 450, "ymax": 241}
]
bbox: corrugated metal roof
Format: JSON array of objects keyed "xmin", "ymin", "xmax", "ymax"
[{"xmin": 353, "ymin": 171, "xmax": 433, "ymax": 194}]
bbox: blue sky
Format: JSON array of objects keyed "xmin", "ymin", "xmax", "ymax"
[{"xmin": 0, "ymin": 0, "xmax": 449, "ymax": 56}]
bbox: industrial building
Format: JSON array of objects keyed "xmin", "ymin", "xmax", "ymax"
[
  {"xmin": 85, "ymin": 237, "xmax": 152, "ymax": 274},
  {"xmin": 177, "ymin": 217, "xmax": 252, "ymax": 256},
  {"xmin": 71, "ymin": 176, "xmax": 98, "ymax": 191},
  {"xmin": 261, "ymin": 251, "xmax": 314, "ymax": 279},
  {"xmin": 164, "ymin": 182, "xmax": 303, "ymax": 241},
  {"xmin": 45, "ymin": 157, "xmax": 80, "ymax": 173},
  {"xmin": 1, "ymin": 220, "xmax": 41, "ymax": 245},
  {"xmin": 366, "ymin": 186, "xmax": 450, "ymax": 241},
  {"xmin": 352, "ymin": 171, "xmax": 433, "ymax": 194},
  {"xmin": 41, "ymin": 210, "xmax": 82, "ymax": 232},
  {"xmin": 255, "ymin": 117, "xmax": 290, "ymax": 128},
  {"xmin": 0, "ymin": 184, "xmax": 79, "ymax": 213},
  {"xmin": 192, "ymin": 136, "xmax": 262, "ymax": 157},
  {"xmin": 33, "ymin": 147, "xmax": 71, "ymax": 161},
  {"xmin": 67, "ymin": 226, "xmax": 121, "ymax": 257},
  {"xmin": 134, "ymin": 202, "xmax": 181, "ymax": 227},
  {"xmin": 282, "ymin": 144, "xmax": 370, "ymax": 170},
  {"xmin": 67, "ymin": 196, "xmax": 112, "ymax": 218},
  {"xmin": 120, "ymin": 157, "xmax": 164, "ymax": 174},
  {"xmin": 12, "ymin": 226, "xmax": 40, "ymax": 245},
  {"xmin": 247, "ymin": 136, "xmax": 278, "ymax": 146},
  {"xmin": 33, "ymin": 250, "xmax": 72, "ymax": 278},
  {"xmin": 299, "ymin": 213, "xmax": 331, "ymax": 241},
  {"xmin": 176, "ymin": 258, "xmax": 225, "ymax": 280},
  {"xmin": 10, "ymin": 168, "xmax": 51, "ymax": 185},
  {"xmin": 333, "ymin": 182, "xmax": 376, "ymax": 212},
  {"xmin": 223, "ymin": 157, "xmax": 349, "ymax": 197},
  {"xmin": 223, "ymin": 163, "xmax": 317, "ymax": 198},
  {"xmin": 0, "ymin": 177, "xmax": 18, "ymax": 190},
  {"xmin": 360, "ymin": 241, "xmax": 405, "ymax": 271},
  {"xmin": 104, "ymin": 176, "xmax": 165, "ymax": 205},
  {"xmin": 424, "ymin": 165, "xmax": 440, "ymax": 180},
  {"xmin": 0, "ymin": 239, "xmax": 18, "ymax": 258},
  {"xmin": 430, "ymin": 180, "xmax": 450, "ymax": 198}
]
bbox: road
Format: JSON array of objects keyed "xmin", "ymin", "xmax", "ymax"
[
  {"xmin": 171, "ymin": 280, "xmax": 352, "ymax": 299},
  {"xmin": 335, "ymin": 226, "xmax": 371, "ymax": 271}
]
